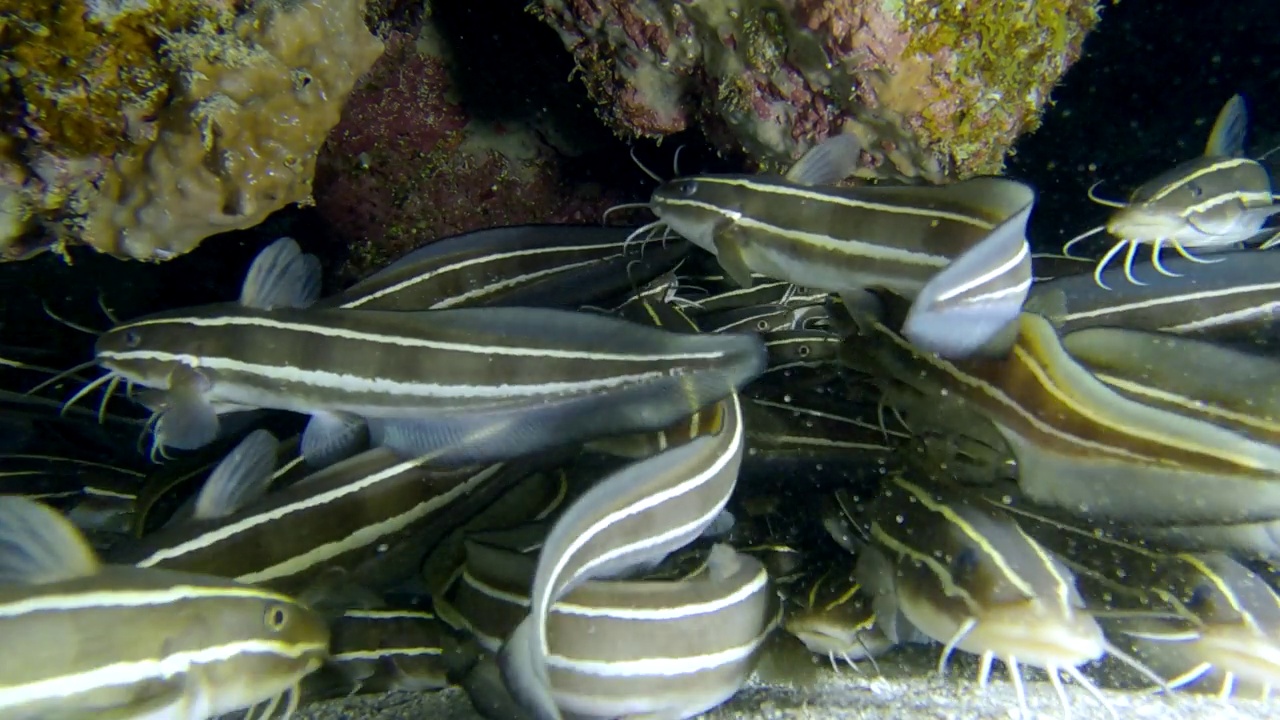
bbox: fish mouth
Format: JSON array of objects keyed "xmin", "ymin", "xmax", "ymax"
[
  {"xmin": 786, "ymin": 620, "xmax": 865, "ymax": 656},
  {"xmin": 962, "ymin": 615, "xmax": 1108, "ymax": 669},
  {"xmin": 1105, "ymin": 209, "xmax": 1197, "ymax": 243}
]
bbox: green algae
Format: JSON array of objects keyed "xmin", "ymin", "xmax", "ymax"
[{"xmin": 900, "ymin": 0, "xmax": 1103, "ymax": 172}]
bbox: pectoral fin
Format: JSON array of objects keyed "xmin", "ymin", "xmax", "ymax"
[
  {"xmin": 0, "ymin": 497, "xmax": 100, "ymax": 585},
  {"xmin": 713, "ymin": 227, "xmax": 755, "ymax": 289},
  {"xmin": 192, "ymin": 429, "xmax": 280, "ymax": 520},
  {"xmin": 151, "ymin": 366, "xmax": 219, "ymax": 455},
  {"xmin": 301, "ymin": 411, "xmax": 370, "ymax": 468}
]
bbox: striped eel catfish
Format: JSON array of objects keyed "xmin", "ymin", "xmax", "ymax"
[
  {"xmin": 0, "ymin": 496, "xmax": 330, "ymax": 720},
  {"xmin": 89, "ymin": 238, "xmax": 767, "ymax": 464},
  {"xmin": 1059, "ymin": 324, "xmax": 1280, "ymax": 558},
  {"xmin": 107, "ymin": 430, "xmax": 534, "ymax": 595},
  {"xmin": 740, "ymin": 392, "xmax": 900, "ymax": 467},
  {"xmin": 301, "ymin": 607, "xmax": 477, "ymax": 700},
  {"xmin": 422, "ymin": 469, "xmax": 579, "ymax": 624},
  {"xmin": 1026, "ymin": 247, "xmax": 1280, "ymax": 341},
  {"xmin": 498, "ymin": 392, "xmax": 747, "ymax": 720},
  {"xmin": 851, "ymin": 308, "xmax": 1280, "ymax": 524},
  {"xmin": 692, "ymin": 302, "xmax": 810, "ymax": 334},
  {"xmin": 997, "ymin": 497, "xmax": 1280, "ymax": 699},
  {"xmin": 1060, "ymin": 325, "xmax": 1280, "ymax": 448},
  {"xmin": 1062, "ymin": 94, "xmax": 1280, "ymax": 289},
  {"xmin": 760, "ymin": 328, "xmax": 840, "ymax": 378},
  {"xmin": 457, "ymin": 525, "xmax": 777, "ymax": 720},
  {"xmin": 782, "ymin": 564, "xmax": 894, "ymax": 672},
  {"xmin": 0, "ymin": 453, "xmax": 144, "ymax": 536},
  {"xmin": 649, "ymin": 132, "xmax": 1035, "ymax": 358},
  {"xmin": 854, "ymin": 476, "xmax": 1114, "ymax": 717},
  {"xmin": 318, "ymin": 224, "xmax": 687, "ymax": 311}
]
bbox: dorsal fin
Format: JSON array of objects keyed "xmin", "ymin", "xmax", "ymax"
[
  {"xmin": 785, "ymin": 133, "xmax": 864, "ymax": 186},
  {"xmin": 1205, "ymin": 94, "xmax": 1248, "ymax": 158},
  {"xmin": 0, "ymin": 497, "xmax": 100, "ymax": 585},
  {"xmin": 240, "ymin": 237, "xmax": 322, "ymax": 310}
]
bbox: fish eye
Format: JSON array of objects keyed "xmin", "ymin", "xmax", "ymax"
[
  {"xmin": 264, "ymin": 604, "xmax": 290, "ymax": 631},
  {"xmin": 123, "ymin": 330, "xmax": 141, "ymax": 348},
  {"xmin": 679, "ymin": 180, "xmax": 699, "ymax": 197},
  {"xmin": 1187, "ymin": 183, "xmax": 1203, "ymax": 198},
  {"xmin": 797, "ymin": 345, "xmax": 811, "ymax": 357}
]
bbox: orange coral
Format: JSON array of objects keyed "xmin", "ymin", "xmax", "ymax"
[{"xmin": 0, "ymin": 0, "xmax": 235, "ymax": 156}]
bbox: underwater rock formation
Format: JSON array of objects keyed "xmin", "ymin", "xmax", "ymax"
[
  {"xmin": 534, "ymin": 0, "xmax": 1102, "ymax": 180},
  {"xmin": 312, "ymin": 14, "xmax": 635, "ymax": 280},
  {"xmin": 0, "ymin": 0, "xmax": 383, "ymax": 261}
]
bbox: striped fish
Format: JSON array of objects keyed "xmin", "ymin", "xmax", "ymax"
[
  {"xmin": 649, "ymin": 134, "xmax": 1035, "ymax": 358},
  {"xmin": 1132, "ymin": 518, "xmax": 1280, "ymax": 561},
  {"xmin": 1026, "ymin": 247, "xmax": 1280, "ymax": 342},
  {"xmin": 498, "ymin": 392, "xmax": 748, "ymax": 720},
  {"xmin": 303, "ymin": 607, "xmax": 476, "ymax": 699},
  {"xmin": 854, "ymin": 309, "xmax": 1280, "ymax": 524},
  {"xmin": 783, "ymin": 565, "xmax": 893, "ymax": 672},
  {"xmin": 454, "ymin": 526, "xmax": 777, "ymax": 720},
  {"xmin": 856, "ymin": 476, "xmax": 1111, "ymax": 717},
  {"xmin": 0, "ymin": 453, "xmax": 144, "ymax": 536},
  {"xmin": 760, "ymin": 328, "xmax": 840, "ymax": 378},
  {"xmin": 89, "ymin": 238, "xmax": 767, "ymax": 463},
  {"xmin": 108, "ymin": 430, "xmax": 531, "ymax": 595},
  {"xmin": 1063, "ymin": 94, "xmax": 1280, "ymax": 288},
  {"xmin": 0, "ymin": 496, "xmax": 330, "ymax": 720},
  {"xmin": 1061, "ymin": 326, "xmax": 1280, "ymax": 447},
  {"xmin": 741, "ymin": 393, "xmax": 900, "ymax": 466},
  {"xmin": 997, "ymin": 497, "xmax": 1280, "ymax": 699},
  {"xmin": 423, "ymin": 470, "xmax": 577, "ymax": 627},
  {"xmin": 319, "ymin": 224, "xmax": 687, "ymax": 311}
]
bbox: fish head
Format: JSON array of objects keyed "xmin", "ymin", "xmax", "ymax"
[
  {"xmin": 1109, "ymin": 157, "xmax": 1275, "ymax": 247},
  {"xmin": 650, "ymin": 177, "xmax": 746, "ymax": 252},
  {"xmin": 1107, "ymin": 198, "xmax": 1210, "ymax": 246},
  {"xmin": 875, "ymin": 478, "xmax": 1107, "ymax": 669},
  {"xmin": 194, "ymin": 590, "xmax": 332, "ymax": 715},
  {"xmin": 94, "ymin": 307, "xmax": 224, "ymax": 389}
]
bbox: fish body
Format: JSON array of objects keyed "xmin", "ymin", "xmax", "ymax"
[
  {"xmin": 1027, "ymin": 247, "xmax": 1280, "ymax": 341},
  {"xmin": 499, "ymin": 393, "xmax": 748, "ymax": 720},
  {"xmin": 453, "ymin": 527, "xmax": 777, "ymax": 720},
  {"xmin": 1061, "ymin": 325, "xmax": 1280, "ymax": 448},
  {"xmin": 0, "ymin": 497, "xmax": 329, "ymax": 720},
  {"xmin": 321, "ymin": 224, "xmax": 686, "ymax": 311},
  {"xmin": 650, "ymin": 136, "xmax": 1034, "ymax": 357},
  {"xmin": 1000, "ymin": 498, "xmax": 1280, "ymax": 698},
  {"xmin": 857, "ymin": 310, "xmax": 1280, "ymax": 524},
  {"xmin": 1068, "ymin": 94, "xmax": 1280, "ymax": 288},
  {"xmin": 854, "ymin": 477, "xmax": 1111, "ymax": 716},
  {"xmin": 89, "ymin": 238, "xmax": 764, "ymax": 462},
  {"xmin": 309, "ymin": 608, "xmax": 475, "ymax": 698},
  {"xmin": 108, "ymin": 431, "xmax": 528, "ymax": 595},
  {"xmin": 783, "ymin": 565, "xmax": 894, "ymax": 670},
  {"xmin": 93, "ymin": 240, "xmax": 765, "ymax": 462}
]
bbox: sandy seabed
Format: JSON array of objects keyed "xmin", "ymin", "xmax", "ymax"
[{"xmin": 292, "ymin": 641, "xmax": 1278, "ymax": 720}]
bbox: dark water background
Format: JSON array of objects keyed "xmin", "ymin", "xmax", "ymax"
[{"xmin": 2, "ymin": 0, "xmax": 1277, "ymax": 374}]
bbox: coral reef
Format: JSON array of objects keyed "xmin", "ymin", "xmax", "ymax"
[
  {"xmin": 533, "ymin": 0, "xmax": 1103, "ymax": 180},
  {"xmin": 0, "ymin": 0, "xmax": 383, "ymax": 261},
  {"xmin": 312, "ymin": 5, "xmax": 637, "ymax": 280}
]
